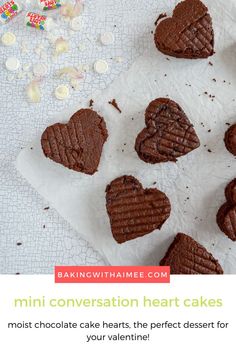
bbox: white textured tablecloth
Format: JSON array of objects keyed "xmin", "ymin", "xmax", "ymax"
[{"xmin": 0, "ymin": 0, "xmax": 163, "ymax": 273}]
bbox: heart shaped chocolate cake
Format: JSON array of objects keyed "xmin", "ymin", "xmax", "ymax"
[
  {"xmin": 106, "ymin": 175, "xmax": 171, "ymax": 244},
  {"xmin": 135, "ymin": 98, "xmax": 200, "ymax": 164},
  {"xmin": 160, "ymin": 233, "xmax": 223, "ymax": 274},
  {"xmin": 154, "ymin": 0, "xmax": 214, "ymax": 59},
  {"xmin": 41, "ymin": 109, "xmax": 108, "ymax": 175}
]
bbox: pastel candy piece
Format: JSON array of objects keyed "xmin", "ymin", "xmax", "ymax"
[
  {"xmin": 54, "ymin": 85, "xmax": 70, "ymax": 100},
  {"xmin": 70, "ymin": 17, "xmax": 83, "ymax": 31},
  {"xmin": 5, "ymin": 56, "xmax": 20, "ymax": 71},
  {"xmin": 100, "ymin": 32, "xmax": 115, "ymax": 46},
  {"xmin": 33, "ymin": 63, "xmax": 47, "ymax": 77},
  {"xmin": 94, "ymin": 60, "xmax": 109, "ymax": 74},
  {"xmin": 1, "ymin": 32, "xmax": 16, "ymax": 46}
]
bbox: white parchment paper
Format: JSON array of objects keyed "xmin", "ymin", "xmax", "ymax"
[{"xmin": 16, "ymin": 0, "xmax": 236, "ymax": 272}]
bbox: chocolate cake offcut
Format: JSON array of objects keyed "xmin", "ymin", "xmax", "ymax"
[
  {"xmin": 154, "ymin": 0, "xmax": 214, "ymax": 59},
  {"xmin": 41, "ymin": 109, "xmax": 108, "ymax": 175},
  {"xmin": 160, "ymin": 233, "xmax": 223, "ymax": 274},
  {"xmin": 135, "ymin": 98, "xmax": 200, "ymax": 164},
  {"xmin": 106, "ymin": 175, "xmax": 171, "ymax": 244}
]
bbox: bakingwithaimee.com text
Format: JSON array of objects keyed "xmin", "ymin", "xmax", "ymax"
[{"xmin": 56, "ymin": 271, "xmax": 169, "ymax": 279}]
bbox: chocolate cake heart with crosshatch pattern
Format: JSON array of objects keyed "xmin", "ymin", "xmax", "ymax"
[
  {"xmin": 41, "ymin": 109, "xmax": 108, "ymax": 175},
  {"xmin": 106, "ymin": 175, "xmax": 171, "ymax": 244},
  {"xmin": 135, "ymin": 98, "xmax": 200, "ymax": 163},
  {"xmin": 160, "ymin": 233, "xmax": 223, "ymax": 274},
  {"xmin": 154, "ymin": 0, "xmax": 214, "ymax": 59}
]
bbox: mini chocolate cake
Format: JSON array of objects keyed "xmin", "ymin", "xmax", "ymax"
[
  {"xmin": 135, "ymin": 98, "xmax": 200, "ymax": 163},
  {"xmin": 106, "ymin": 175, "xmax": 171, "ymax": 243},
  {"xmin": 160, "ymin": 233, "xmax": 223, "ymax": 274},
  {"xmin": 41, "ymin": 109, "xmax": 108, "ymax": 175},
  {"xmin": 154, "ymin": 0, "xmax": 214, "ymax": 59}
]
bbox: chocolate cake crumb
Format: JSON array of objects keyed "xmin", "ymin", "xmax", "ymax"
[
  {"xmin": 44, "ymin": 207, "xmax": 50, "ymax": 210},
  {"xmin": 108, "ymin": 99, "xmax": 122, "ymax": 113},
  {"xmin": 154, "ymin": 12, "xmax": 167, "ymax": 26},
  {"xmin": 208, "ymin": 149, "xmax": 212, "ymax": 153},
  {"xmin": 212, "ymin": 78, "xmax": 216, "ymax": 82},
  {"xmin": 43, "ymin": 225, "xmax": 46, "ymax": 229},
  {"xmin": 209, "ymin": 61, "xmax": 213, "ymax": 66},
  {"xmin": 89, "ymin": 99, "xmax": 94, "ymax": 107},
  {"xmin": 16, "ymin": 273, "xmax": 20, "ymax": 275},
  {"xmin": 16, "ymin": 242, "xmax": 22, "ymax": 246},
  {"xmin": 208, "ymin": 129, "xmax": 211, "ymax": 132}
]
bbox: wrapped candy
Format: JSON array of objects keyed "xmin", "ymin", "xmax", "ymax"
[
  {"xmin": 0, "ymin": 0, "xmax": 22, "ymax": 24},
  {"xmin": 37, "ymin": 0, "xmax": 65, "ymax": 11},
  {"xmin": 25, "ymin": 12, "xmax": 55, "ymax": 31}
]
